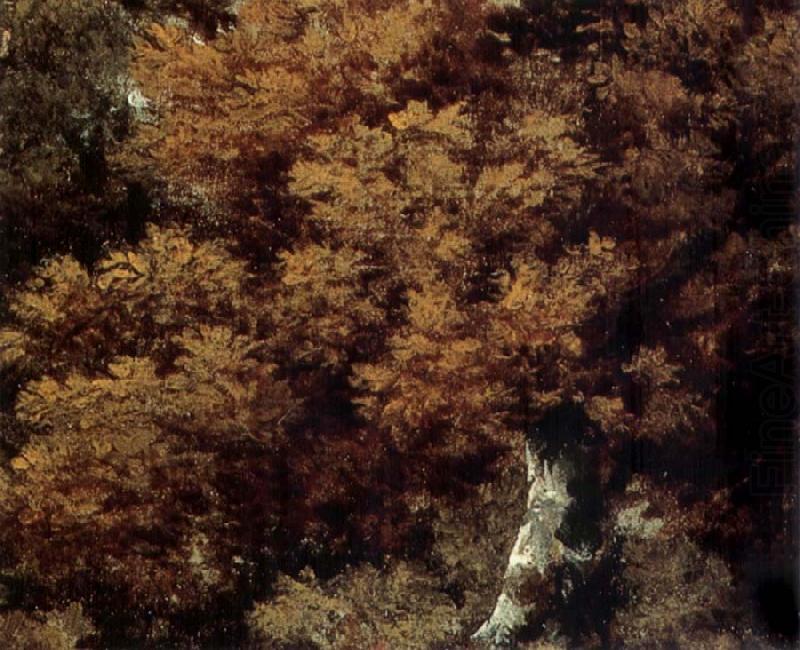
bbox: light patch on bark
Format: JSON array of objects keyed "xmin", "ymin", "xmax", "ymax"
[
  {"xmin": 126, "ymin": 85, "xmax": 155, "ymax": 124},
  {"xmin": 472, "ymin": 441, "xmax": 573, "ymax": 647}
]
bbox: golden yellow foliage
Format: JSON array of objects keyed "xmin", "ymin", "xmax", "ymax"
[
  {"xmin": 1, "ymin": 0, "xmax": 797, "ymax": 644},
  {"xmin": 493, "ymin": 233, "xmax": 637, "ymax": 351},
  {"xmin": 8, "ymin": 256, "xmax": 93, "ymax": 329},
  {"xmin": 353, "ymin": 280, "xmax": 510, "ymax": 452},
  {"xmin": 249, "ymin": 562, "xmax": 460, "ymax": 649},
  {"xmin": 2, "ymin": 324, "xmax": 289, "ymax": 605},
  {"xmin": 0, "ymin": 229, "xmax": 289, "ymax": 610},
  {"xmin": 0, "ymin": 603, "xmax": 94, "ymax": 650},
  {"xmin": 0, "ymin": 224, "xmax": 253, "ymax": 375},
  {"xmin": 121, "ymin": 0, "xmax": 489, "ymax": 208},
  {"xmin": 270, "ymin": 244, "xmax": 384, "ymax": 367}
]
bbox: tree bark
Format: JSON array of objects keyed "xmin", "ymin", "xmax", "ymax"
[{"xmin": 472, "ymin": 441, "xmax": 580, "ymax": 646}]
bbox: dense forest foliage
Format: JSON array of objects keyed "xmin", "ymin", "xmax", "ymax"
[{"xmin": 0, "ymin": 0, "xmax": 797, "ymax": 647}]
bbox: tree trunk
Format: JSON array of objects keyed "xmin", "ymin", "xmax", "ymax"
[{"xmin": 472, "ymin": 441, "xmax": 580, "ymax": 646}]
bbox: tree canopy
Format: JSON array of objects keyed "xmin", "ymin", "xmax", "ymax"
[{"xmin": 0, "ymin": 0, "xmax": 796, "ymax": 647}]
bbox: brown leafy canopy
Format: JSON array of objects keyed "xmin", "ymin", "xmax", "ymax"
[
  {"xmin": 0, "ymin": 0, "xmax": 797, "ymax": 646},
  {"xmin": 0, "ymin": 602, "xmax": 94, "ymax": 650},
  {"xmin": 0, "ymin": 224, "xmax": 253, "ymax": 377},
  {"xmin": 289, "ymin": 100, "xmax": 598, "ymax": 260},
  {"xmin": 270, "ymin": 244, "xmax": 385, "ymax": 369},
  {"xmin": 249, "ymin": 562, "xmax": 461, "ymax": 649},
  {"xmin": 120, "ymin": 0, "xmax": 491, "ymax": 213},
  {"xmin": 609, "ymin": 479, "xmax": 746, "ymax": 648},
  {"xmin": 0, "ymin": 228, "xmax": 291, "ymax": 617},
  {"xmin": 277, "ymin": 91, "xmax": 623, "ymax": 466}
]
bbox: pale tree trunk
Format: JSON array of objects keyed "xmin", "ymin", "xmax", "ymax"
[{"xmin": 472, "ymin": 441, "xmax": 589, "ymax": 647}]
